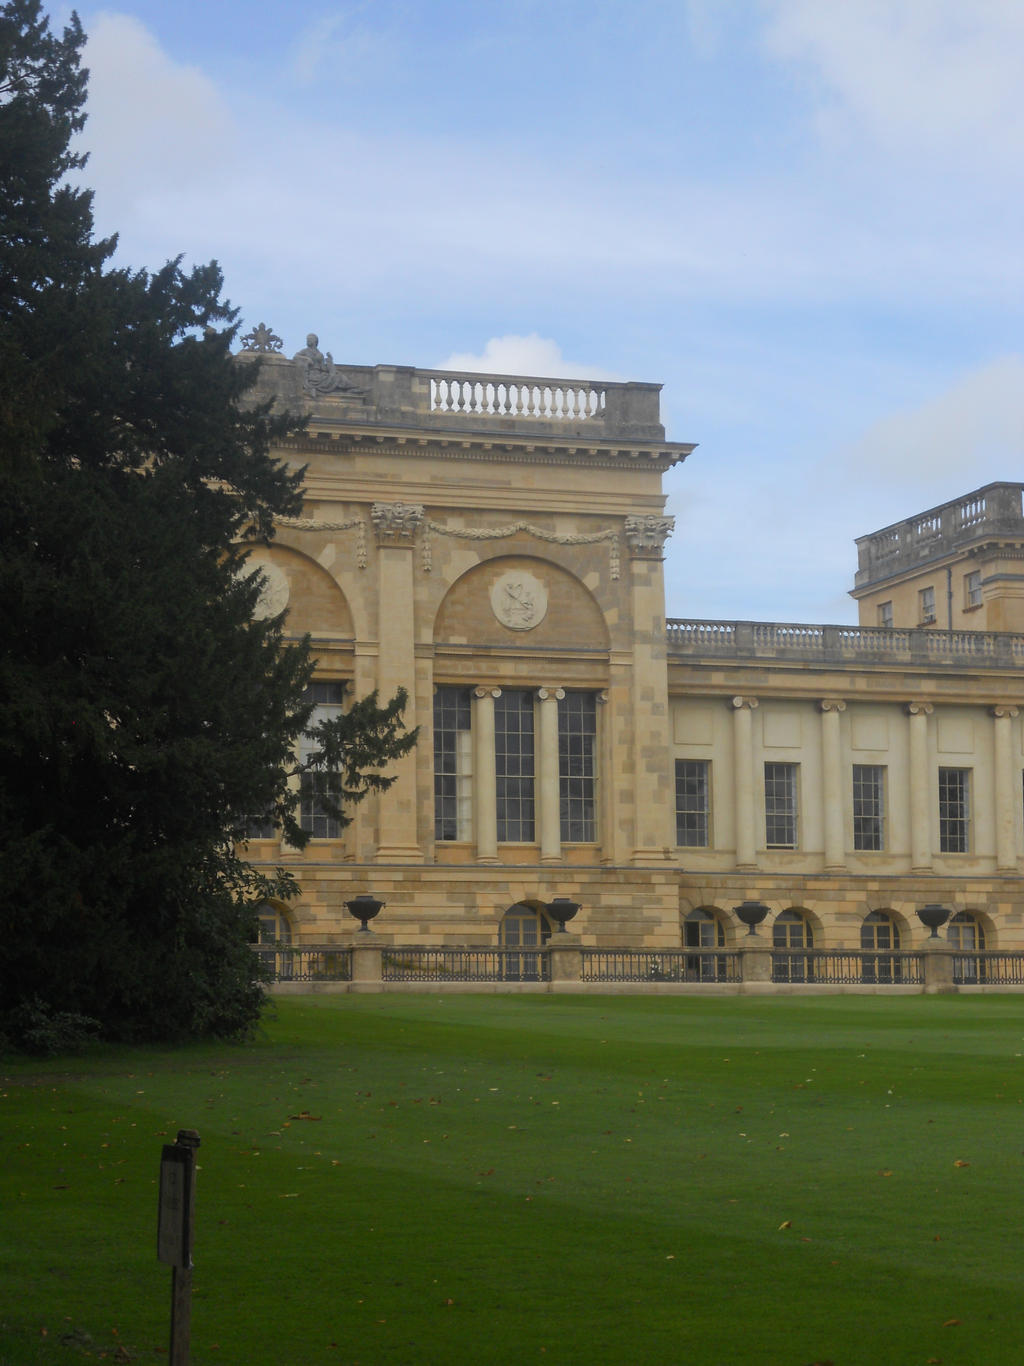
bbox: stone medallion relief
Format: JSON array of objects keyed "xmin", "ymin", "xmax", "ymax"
[
  {"xmin": 489, "ymin": 569, "xmax": 549, "ymax": 631},
  {"xmin": 250, "ymin": 560, "xmax": 291, "ymax": 620}
]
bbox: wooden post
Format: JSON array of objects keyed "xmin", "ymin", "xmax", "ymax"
[{"xmin": 158, "ymin": 1129, "xmax": 200, "ymax": 1366}]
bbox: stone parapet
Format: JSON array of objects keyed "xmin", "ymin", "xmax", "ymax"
[
  {"xmin": 666, "ymin": 618, "xmax": 1024, "ymax": 669},
  {"xmin": 853, "ymin": 482, "xmax": 1024, "ymax": 589}
]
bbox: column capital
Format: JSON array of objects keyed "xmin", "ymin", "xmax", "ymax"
[
  {"xmin": 537, "ymin": 686, "xmax": 566, "ymax": 701},
  {"xmin": 904, "ymin": 701, "xmax": 934, "ymax": 716},
  {"xmin": 731, "ymin": 695, "xmax": 759, "ymax": 711},
  {"xmin": 473, "ymin": 686, "xmax": 502, "ymax": 700},
  {"xmin": 371, "ymin": 501, "xmax": 424, "ymax": 547},
  {"xmin": 623, "ymin": 513, "xmax": 674, "ymax": 558},
  {"xmin": 818, "ymin": 698, "xmax": 846, "ymax": 714},
  {"xmin": 991, "ymin": 704, "xmax": 1020, "ymax": 719}
]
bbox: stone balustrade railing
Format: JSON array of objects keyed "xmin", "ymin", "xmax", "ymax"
[
  {"xmin": 666, "ymin": 618, "xmax": 1024, "ymax": 666},
  {"xmin": 854, "ymin": 482, "xmax": 1024, "ymax": 585},
  {"xmin": 428, "ymin": 371, "xmax": 605, "ymax": 422},
  {"xmin": 239, "ymin": 350, "xmax": 669, "ymax": 441}
]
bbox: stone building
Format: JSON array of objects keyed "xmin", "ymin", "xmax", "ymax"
[{"xmin": 239, "ymin": 330, "xmax": 1024, "ymax": 967}]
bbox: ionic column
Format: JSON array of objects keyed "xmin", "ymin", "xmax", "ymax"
[
  {"xmin": 371, "ymin": 501, "xmax": 424, "ymax": 861},
  {"xmin": 473, "ymin": 687, "xmax": 500, "ymax": 864},
  {"xmin": 819, "ymin": 699, "xmax": 847, "ymax": 871},
  {"xmin": 537, "ymin": 687, "xmax": 564, "ymax": 865},
  {"xmin": 731, "ymin": 696, "xmax": 759, "ymax": 869},
  {"xmin": 991, "ymin": 705, "xmax": 1019, "ymax": 870},
  {"xmin": 905, "ymin": 701, "xmax": 933, "ymax": 872}
]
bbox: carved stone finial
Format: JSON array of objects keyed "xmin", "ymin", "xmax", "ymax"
[
  {"xmin": 240, "ymin": 321, "xmax": 283, "ymax": 353},
  {"xmin": 292, "ymin": 332, "xmax": 363, "ymax": 397},
  {"xmin": 624, "ymin": 514, "xmax": 674, "ymax": 556},
  {"xmin": 371, "ymin": 501, "xmax": 424, "ymax": 546}
]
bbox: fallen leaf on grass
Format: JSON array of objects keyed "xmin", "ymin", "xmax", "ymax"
[
  {"xmin": 943, "ymin": 1319, "xmax": 960, "ymax": 1327},
  {"xmin": 953, "ymin": 1159, "xmax": 970, "ymax": 1168},
  {"xmin": 779, "ymin": 1220, "xmax": 792, "ymax": 1229}
]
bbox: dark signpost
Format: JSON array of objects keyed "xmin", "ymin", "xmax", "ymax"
[{"xmin": 158, "ymin": 1129, "xmax": 200, "ymax": 1365}]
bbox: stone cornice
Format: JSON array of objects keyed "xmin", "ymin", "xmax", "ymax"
[{"xmin": 276, "ymin": 429, "xmax": 690, "ymax": 472}]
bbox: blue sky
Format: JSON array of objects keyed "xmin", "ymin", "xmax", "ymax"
[{"xmin": 63, "ymin": 0, "xmax": 1024, "ymax": 622}]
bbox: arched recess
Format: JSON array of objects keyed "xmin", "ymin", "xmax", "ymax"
[
  {"xmin": 947, "ymin": 910, "xmax": 991, "ymax": 983},
  {"xmin": 498, "ymin": 901, "xmax": 552, "ymax": 982},
  {"xmin": 860, "ymin": 909, "xmax": 905, "ymax": 984},
  {"xmin": 433, "ymin": 555, "xmax": 610, "ymax": 654},
  {"xmin": 243, "ymin": 544, "xmax": 356, "ymax": 643},
  {"xmin": 682, "ymin": 906, "xmax": 731, "ymax": 983},
  {"xmin": 771, "ymin": 907, "xmax": 816, "ymax": 983}
]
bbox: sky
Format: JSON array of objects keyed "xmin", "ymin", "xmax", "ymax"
[{"xmin": 58, "ymin": 0, "xmax": 1024, "ymax": 623}]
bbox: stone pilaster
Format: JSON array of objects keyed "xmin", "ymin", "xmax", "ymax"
[
  {"xmin": 625, "ymin": 514, "xmax": 676, "ymax": 863},
  {"xmin": 991, "ymin": 705, "xmax": 1019, "ymax": 870},
  {"xmin": 731, "ymin": 696, "xmax": 759, "ymax": 869},
  {"xmin": 819, "ymin": 699, "xmax": 847, "ymax": 871},
  {"xmin": 372, "ymin": 502, "xmax": 424, "ymax": 861},
  {"xmin": 905, "ymin": 701, "xmax": 934, "ymax": 872}
]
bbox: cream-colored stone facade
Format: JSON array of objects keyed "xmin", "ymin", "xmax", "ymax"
[{"xmin": 240, "ymin": 341, "xmax": 1024, "ymax": 963}]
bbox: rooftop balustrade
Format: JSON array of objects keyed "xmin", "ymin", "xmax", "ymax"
[
  {"xmin": 854, "ymin": 482, "xmax": 1024, "ymax": 587},
  {"xmin": 239, "ymin": 339, "xmax": 672, "ymax": 443},
  {"xmin": 666, "ymin": 617, "xmax": 1024, "ymax": 667}
]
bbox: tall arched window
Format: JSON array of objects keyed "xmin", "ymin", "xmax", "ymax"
[
  {"xmin": 499, "ymin": 903, "xmax": 552, "ymax": 982},
  {"xmin": 683, "ymin": 908, "xmax": 727, "ymax": 981},
  {"xmin": 772, "ymin": 910, "xmax": 813, "ymax": 983},
  {"xmin": 253, "ymin": 902, "xmax": 294, "ymax": 981},
  {"xmin": 948, "ymin": 911, "xmax": 986, "ymax": 983},
  {"xmin": 861, "ymin": 911, "xmax": 901, "ymax": 983}
]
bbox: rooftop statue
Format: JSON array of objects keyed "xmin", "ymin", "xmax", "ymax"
[{"xmin": 292, "ymin": 333, "xmax": 363, "ymax": 398}]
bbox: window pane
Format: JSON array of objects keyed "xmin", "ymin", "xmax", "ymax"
[
  {"xmin": 764, "ymin": 762, "xmax": 797, "ymax": 848},
  {"xmin": 852, "ymin": 764, "xmax": 885, "ymax": 851},
  {"xmin": 558, "ymin": 693, "xmax": 597, "ymax": 841},
  {"xmin": 938, "ymin": 767, "xmax": 970, "ymax": 853},
  {"xmin": 495, "ymin": 691, "xmax": 535, "ymax": 842},
  {"xmin": 433, "ymin": 686, "xmax": 472, "ymax": 841},
  {"xmin": 675, "ymin": 759, "xmax": 710, "ymax": 847},
  {"xmin": 300, "ymin": 681, "xmax": 345, "ymax": 838}
]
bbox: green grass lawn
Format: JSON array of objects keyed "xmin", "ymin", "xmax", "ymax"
[{"xmin": 3, "ymin": 994, "xmax": 1024, "ymax": 1366}]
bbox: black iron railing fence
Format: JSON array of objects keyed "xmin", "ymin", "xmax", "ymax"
[
  {"xmin": 580, "ymin": 949, "xmax": 741, "ymax": 983},
  {"xmin": 381, "ymin": 948, "xmax": 550, "ymax": 982},
  {"xmin": 951, "ymin": 952, "xmax": 1024, "ymax": 985},
  {"xmin": 768, "ymin": 950, "xmax": 924, "ymax": 985},
  {"xmin": 251, "ymin": 944, "xmax": 1024, "ymax": 988},
  {"xmin": 252, "ymin": 945, "xmax": 352, "ymax": 982}
]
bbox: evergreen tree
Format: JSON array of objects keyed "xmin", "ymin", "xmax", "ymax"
[{"xmin": 0, "ymin": 2, "xmax": 416, "ymax": 1049}]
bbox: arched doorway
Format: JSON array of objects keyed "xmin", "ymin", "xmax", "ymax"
[
  {"xmin": 772, "ymin": 909, "xmax": 814, "ymax": 983},
  {"xmin": 499, "ymin": 903, "xmax": 552, "ymax": 981},
  {"xmin": 861, "ymin": 911, "xmax": 901, "ymax": 983}
]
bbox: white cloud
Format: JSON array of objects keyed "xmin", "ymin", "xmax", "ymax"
[
  {"xmin": 286, "ymin": 5, "xmax": 394, "ymax": 87},
  {"xmin": 438, "ymin": 335, "xmax": 619, "ymax": 381},
  {"xmin": 840, "ymin": 355, "xmax": 1024, "ymax": 491},
  {"xmin": 79, "ymin": 12, "xmax": 236, "ymax": 219},
  {"xmin": 763, "ymin": 0, "xmax": 1024, "ymax": 165}
]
